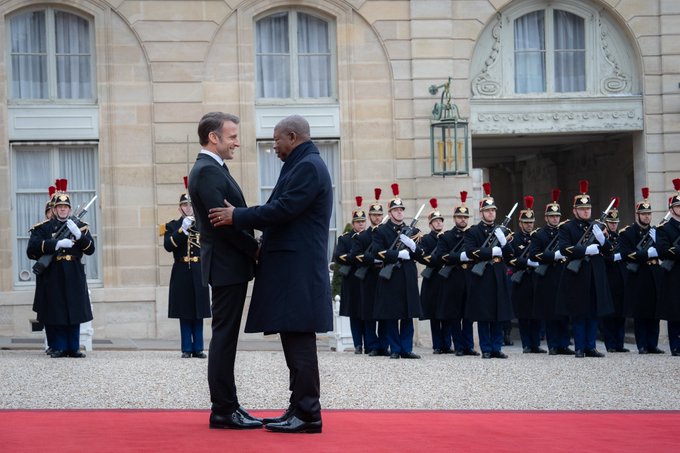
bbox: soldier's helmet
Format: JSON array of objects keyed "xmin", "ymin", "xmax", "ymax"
[
  {"xmin": 670, "ymin": 178, "xmax": 680, "ymax": 209},
  {"xmin": 45, "ymin": 185, "xmax": 56, "ymax": 213},
  {"xmin": 519, "ymin": 195, "xmax": 535, "ymax": 223},
  {"xmin": 369, "ymin": 187, "xmax": 383, "ymax": 215},
  {"xmin": 635, "ymin": 187, "xmax": 652, "ymax": 214},
  {"xmin": 388, "ymin": 183, "xmax": 404, "ymax": 211},
  {"xmin": 573, "ymin": 180, "xmax": 592, "ymax": 208},
  {"xmin": 479, "ymin": 182, "xmax": 496, "ymax": 211},
  {"xmin": 454, "ymin": 191, "xmax": 470, "ymax": 217},
  {"xmin": 352, "ymin": 196, "xmax": 367, "ymax": 222},
  {"xmin": 52, "ymin": 179, "xmax": 71, "ymax": 208},
  {"xmin": 179, "ymin": 176, "xmax": 191, "ymax": 204},
  {"xmin": 605, "ymin": 197, "xmax": 620, "ymax": 223},
  {"xmin": 545, "ymin": 189, "xmax": 561, "ymax": 216},
  {"xmin": 427, "ymin": 198, "xmax": 443, "ymax": 223}
]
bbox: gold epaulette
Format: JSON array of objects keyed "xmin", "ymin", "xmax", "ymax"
[
  {"xmin": 423, "ymin": 255, "xmax": 431, "ymax": 263},
  {"xmin": 412, "ymin": 231, "xmax": 424, "ymax": 242},
  {"xmin": 159, "ymin": 224, "xmax": 167, "ymax": 236},
  {"xmin": 436, "ymin": 231, "xmax": 444, "ymax": 238},
  {"xmin": 558, "ymin": 220, "xmax": 570, "ymax": 227},
  {"xmin": 29, "ymin": 219, "xmax": 50, "ymax": 232},
  {"xmin": 618, "ymin": 226, "xmax": 629, "ymax": 234}
]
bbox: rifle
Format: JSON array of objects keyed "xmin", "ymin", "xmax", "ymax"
[
  {"xmin": 509, "ymin": 236, "xmax": 533, "ymax": 284},
  {"xmin": 437, "ymin": 232, "xmax": 466, "ymax": 278},
  {"xmin": 378, "ymin": 203, "xmax": 426, "ymax": 280},
  {"xmin": 353, "ymin": 215, "xmax": 389, "ymax": 280},
  {"xmin": 626, "ymin": 212, "xmax": 671, "ymax": 273},
  {"xmin": 534, "ymin": 232, "xmax": 560, "ymax": 277},
  {"xmin": 470, "ymin": 203, "xmax": 518, "ymax": 277},
  {"xmin": 32, "ymin": 195, "xmax": 98, "ymax": 276},
  {"xmin": 566, "ymin": 197, "xmax": 617, "ymax": 274}
]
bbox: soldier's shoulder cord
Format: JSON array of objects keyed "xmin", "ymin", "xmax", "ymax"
[
  {"xmin": 30, "ymin": 219, "xmax": 50, "ymax": 232},
  {"xmin": 558, "ymin": 219, "xmax": 570, "ymax": 227}
]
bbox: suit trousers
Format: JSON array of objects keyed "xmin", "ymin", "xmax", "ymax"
[
  {"xmin": 208, "ymin": 283, "xmax": 247, "ymax": 415},
  {"xmin": 280, "ymin": 332, "xmax": 322, "ymax": 422}
]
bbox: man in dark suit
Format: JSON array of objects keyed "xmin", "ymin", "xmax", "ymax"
[
  {"xmin": 209, "ymin": 115, "xmax": 333, "ymax": 434},
  {"xmin": 187, "ymin": 112, "xmax": 261, "ymax": 430}
]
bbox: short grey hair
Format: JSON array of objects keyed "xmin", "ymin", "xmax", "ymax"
[{"xmin": 275, "ymin": 115, "xmax": 310, "ymax": 140}]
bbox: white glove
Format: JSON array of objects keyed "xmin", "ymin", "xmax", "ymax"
[
  {"xmin": 494, "ymin": 228, "xmax": 507, "ymax": 246},
  {"xmin": 554, "ymin": 250, "xmax": 564, "ymax": 260},
  {"xmin": 459, "ymin": 252, "xmax": 471, "ymax": 262},
  {"xmin": 649, "ymin": 228, "xmax": 656, "ymax": 243},
  {"xmin": 647, "ymin": 247, "xmax": 658, "ymax": 258},
  {"xmin": 66, "ymin": 219, "xmax": 81, "ymax": 240},
  {"xmin": 614, "ymin": 253, "xmax": 621, "ymax": 262},
  {"xmin": 527, "ymin": 259, "xmax": 539, "ymax": 268},
  {"xmin": 181, "ymin": 216, "xmax": 194, "ymax": 234},
  {"xmin": 592, "ymin": 224, "xmax": 605, "ymax": 246},
  {"xmin": 397, "ymin": 249, "xmax": 411, "ymax": 260},
  {"xmin": 492, "ymin": 246, "xmax": 502, "ymax": 257},
  {"xmin": 399, "ymin": 234, "xmax": 416, "ymax": 252},
  {"xmin": 56, "ymin": 238, "xmax": 74, "ymax": 250},
  {"xmin": 585, "ymin": 244, "xmax": 600, "ymax": 256}
]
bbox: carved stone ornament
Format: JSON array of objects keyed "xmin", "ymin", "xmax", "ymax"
[
  {"xmin": 472, "ymin": 15, "xmax": 502, "ymax": 97},
  {"xmin": 599, "ymin": 19, "xmax": 629, "ymax": 94}
]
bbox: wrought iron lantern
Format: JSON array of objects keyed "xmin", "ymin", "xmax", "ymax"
[{"xmin": 429, "ymin": 77, "xmax": 469, "ymax": 176}]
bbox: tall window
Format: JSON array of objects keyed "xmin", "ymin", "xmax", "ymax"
[
  {"xmin": 257, "ymin": 141, "xmax": 339, "ymax": 261},
  {"xmin": 256, "ymin": 11, "xmax": 334, "ymax": 100},
  {"xmin": 514, "ymin": 9, "xmax": 585, "ymax": 94},
  {"xmin": 9, "ymin": 8, "xmax": 94, "ymax": 101},
  {"xmin": 13, "ymin": 144, "xmax": 99, "ymax": 284}
]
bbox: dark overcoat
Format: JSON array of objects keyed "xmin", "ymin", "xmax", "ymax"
[
  {"xmin": 27, "ymin": 217, "xmax": 94, "ymax": 325},
  {"xmin": 619, "ymin": 224, "xmax": 663, "ymax": 318},
  {"xmin": 372, "ymin": 220, "xmax": 423, "ymax": 320},
  {"xmin": 556, "ymin": 218, "xmax": 614, "ymax": 317},
  {"xmin": 509, "ymin": 229, "xmax": 535, "ymax": 319},
  {"xmin": 233, "ymin": 141, "xmax": 334, "ymax": 333},
  {"xmin": 603, "ymin": 230, "xmax": 626, "ymax": 317},
  {"xmin": 350, "ymin": 226, "xmax": 380, "ymax": 320},
  {"xmin": 418, "ymin": 230, "xmax": 443, "ymax": 320},
  {"xmin": 656, "ymin": 217, "xmax": 680, "ymax": 321},
  {"xmin": 163, "ymin": 218, "xmax": 211, "ymax": 319},
  {"xmin": 464, "ymin": 221, "xmax": 514, "ymax": 322},
  {"xmin": 432, "ymin": 226, "xmax": 468, "ymax": 320},
  {"xmin": 333, "ymin": 231, "xmax": 362, "ymax": 318},
  {"xmin": 528, "ymin": 225, "xmax": 565, "ymax": 320}
]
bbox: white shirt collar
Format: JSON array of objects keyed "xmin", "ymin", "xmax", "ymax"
[{"xmin": 200, "ymin": 149, "xmax": 224, "ymax": 166}]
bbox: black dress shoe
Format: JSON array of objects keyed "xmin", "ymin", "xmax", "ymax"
[
  {"xmin": 491, "ymin": 351, "xmax": 508, "ymax": 359},
  {"xmin": 401, "ymin": 351, "xmax": 421, "ymax": 359},
  {"xmin": 616, "ymin": 347, "xmax": 630, "ymax": 353},
  {"xmin": 575, "ymin": 350, "xmax": 585, "ymax": 358},
  {"xmin": 532, "ymin": 347, "xmax": 547, "ymax": 354},
  {"xmin": 432, "ymin": 349, "xmax": 443, "ymax": 355},
  {"xmin": 638, "ymin": 348, "xmax": 648, "ymax": 355},
  {"xmin": 523, "ymin": 347, "xmax": 532, "ymax": 354},
  {"xmin": 672, "ymin": 350, "xmax": 680, "ymax": 357},
  {"xmin": 558, "ymin": 347, "xmax": 576, "ymax": 355},
  {"xmin": 263, "ymin": 406, "xmax": 294, "ymax": 424},
  {"xmin": 50, "ymin": 350, "xmax": 67, "ymax": 358},
  {"xmin": 441, "ymin": 348, "xmax": 454, "ymax": 354},
  {"xmin": 265, "ymin": 415, "xmax": 322, "ymax": 434},
  {"xmin": 237, "ymin": 407, "xmax": 262, "ymax": 423},
  {"xmin": 464, "ymin": 349, "xmax": 480, "ymax": 356},
  {"xmin": 389, "ymin": 352, "xmax": 400, "ymax": 359},
  {"xmin": 585, "ymin": 349, "xmax": 604, "ymax": 358},
  {"xmin": 368, "ymin": 349, "xmax": 389, "ymax": 357},
  {"xmin": 193, "ymin": 351, "xmax": 207, "ymax": 358},
  {"xmin": 482, "ymin": 352, "xmax": 492, "ymax": 359},
  {"xmin": 181, "ymin": 352, "xmax": 192, "ymax": 358},
  {"xmin": 548, "ymin": 348, "xmax": 558, "ymax": 355},
  {"xmin": 209, "ymin": 411, "xmax": 262, "ymax": 429},
  {"xmin": 455, "ymin": 350, "xmax": 465, "ymax": 356},
  {"xmin": 607, "ymin": 348, "xmax": 617, "ymax": 353},
  {"xmin": 67, "ymin": 351, "xmax": 86, "ymax": 358},
  {"xmin": 354, "ymin": 347, "xmax": 363, "ymax": 354},
  {"xmin": 648, "ymin": 347, "xmax": 665, "ymax": 354},
  {"xmin": 45, "ymin": 347, "xmax": 53, "ymax": 355}
]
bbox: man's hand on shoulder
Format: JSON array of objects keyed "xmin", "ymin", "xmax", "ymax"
[{"xmin": 209, "ymin": 199, "xmax": 235, "ymax": 227}]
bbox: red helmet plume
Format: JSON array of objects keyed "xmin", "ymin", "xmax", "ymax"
[
  {"xmin": 482, "ymin": 182, "xmax": 491, "ymax": 197},
  {"xmin": 183, "ymin": 176, "xmax": 188, "ymax": 189},
  {"xmin": 524, "ymin": 195, "xmax": 534, "ymax": 210},
  {"xmin": 579, "ymin": 179, "xmax": 589, "ymax": 194},
  {"xmin": 552, "ymin": 189, "xmax": 560, "ymax": 203},
  {"xmin": 460, "ymin": 191, "xmax": 468, "ymax": 203},
  {"xmin": 641, "ymin": 187, "xmax": 649, "ymax": 200},
  {"xmin": 355, "ymin": 196, "xmax": 363, "ymax": 207},
  {"xmin": 429, "ymin": 198, "xmax": 438, "ymax": 209},
  {"xmin": 612, "ymin": 196, "xmax": 620, "ymax": 208},
  {"xmin": 391, "ymin": 183, "xmax": 399, "ymax": 196},
  {"xmin": 374, "ymin": 187, "xmax": 382, "ymax": 201},
  {"xmin": 48, "ymin": 186, "xmax": 56, "ymax": 197},
  {"xmin": 673, "ymin": 178, "xmax": 680, "ymax": 192}
]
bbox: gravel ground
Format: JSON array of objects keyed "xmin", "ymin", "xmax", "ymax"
[{"xmin": 1, "ymin": 344, "xmax": 679, "ymax": 411}]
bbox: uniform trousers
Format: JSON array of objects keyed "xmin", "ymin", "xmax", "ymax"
[
  {"xmin": 349, "ymin": 317, "xmax": 365, "ymax": 350},
  {"xmin": 545, "ymin": 319, "xmax": 571, "ymax": 350},
  {"xmin": 179, "ymin": 319, "xmax": 204, "ymax": 353},
  {"xmin": 518, "ymin": 319, "xmax": 542, "ymax": 349},
  {"xmin": 45, "ymin": 325, "xmax": 56, "ymax": 350},
  {"xmin": 430, "ymin": 320, "xmax": 452, "ymax": 351},
  {"xmin": 600, "ymin": 316, "xmax": 626, "ymax": 350},
  {"xmin": 49, "ymin": 324, "xmax": 80, "ymax": 353},
  {"xmin": 385, "ymin": 319, "xmax": 414, "ymax": 354},
  {"xmin": 477, "ymin": 321, "xmax": 503, "ymax": 353},
  {"xmin": 633, "ymin": 318, "xmax": 660, "ymax": 351},
  {"xmin": 668, "ymin": 321, "xmax": 680, "ymax": 353},
  {"xmin": 280, "ymin": 332, "xmax": 322, "ymax": 422},
  {"xmin": 451, "ymin": 319, "xmax": 474, "ymax": 352},
  {"xmin": 364, "ymin": 320, "xmax": 389, "ymax": 353}
]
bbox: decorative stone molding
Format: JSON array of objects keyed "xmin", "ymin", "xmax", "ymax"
[
  {"xmin": 599, "ymin": 19, "xmax": 629, "ymax": 94},
  {"xmin": 471, "ymin": 15, "xmax": 502, "ymax": 97}
]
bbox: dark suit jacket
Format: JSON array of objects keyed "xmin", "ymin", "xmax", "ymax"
[
  {"xmin": 188, "ymin": 152, "xmax": 258, "ymax": 287},
  {"xmin": 232, "ymin": 140, "xmax": 333, "ymax": 333}
]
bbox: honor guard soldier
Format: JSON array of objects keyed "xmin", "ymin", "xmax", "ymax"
[
  {"xmin": 656, "ymin": 179, "xmax": 680, "ymax": 356},
  {"xmin": 528, "ymin": 190, "xmax": 574, "ymax": 355},
  {"xmin": 600, "ymin": 197, "xmax": 629, "ymax": 353},
  {"xmin": 33, "ymin": 184, "xmax": 57, "ymax": 354},
  {"xmin": 510, "ymin": 196, "xmax": 545, "ymax": 353},
  {"xmin": 556, "ymin": 180, "xmax": 614, "ymax": 358},
  {"xmin": 619, "ymin": 187, "xmax": 664, "ymax": 354},
  {"xmin": 351, "ymin": 188, "xmax": 390, "ymax": 356},
  {"xmin": 373, "ymin": 183, "xmax": 423, "ymax": 359},
  {"xmin": 418, "ymin": 198, "xmax": 450, "ymax": 354},
  {"xmin": 162, "ymin": 177, "xmax": 211, "ymax": 358},
  {"xmin": 433, "ymin": 191, "xmax": 478, "ymax": 356},
  {"xmin": 27, "ymin": 179, "xmax": 95, "ymax": 358},
  {"xmin": 464, "ymin": 182, "xmax": 514, "ymax": 359},
  {"xmin": 333, "ymin": 196, "xmax": 367, "ymax": 353}
]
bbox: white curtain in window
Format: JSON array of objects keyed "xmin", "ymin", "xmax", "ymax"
[
  {"xmin": 554, "ymin": 10, "xmax": 585, "ymax": 92},
  {"xmin": 55, "ymin": 11, "xmax": 92, "ymax": 99},
  {"xmin": 514, "ymin": 11, "xmax": 546, "ymax": 94},
  {"xmin": 297, "ymin": 13, "xmax": 331, "ymax": 98},
  {"xmin": 10, "ymin": 11, "xmax": 47, "ymax": 99},
  {"xmin": 256, "ymin": 13, "xmax": 290, "ymax": 98}
]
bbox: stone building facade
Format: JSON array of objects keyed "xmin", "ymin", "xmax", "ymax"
[{"xmin": 1, "ymin": 0, "xmax": 678, "ymax": 340}]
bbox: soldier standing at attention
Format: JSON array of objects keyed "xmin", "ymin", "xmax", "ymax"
[
  {"xmin": 418, "ymin": 198, "xmax": 449, "ymax": 354},
  {"xmin": 510, "ymin": 196, "xmax": 545, "ymax": 353},
  {"xmin": 656, "ymin": 179, "xmax": 680, "ymax": 356},
  {"xmin": 529, "ymin": 189, "xmax": 574, "ymax": 356},
  {"xmin": 373, "ymin": 184, "xmax": 423, "ymax": 359},
  {"xmin": 333, "ymin": 197, "xmax": 367, "ymax": 354},
  {"xmin": 620, "ymin": 188, "xmax": 665, "ymax": 354},
  {"xmin": 33, "ymin": 185, "xmax": 57, "ymax": 355},
  {"xmin": 600, "ymin": 197, "xmax": 629, "ymax": 353},
  {"xmin": 162, "ymin": 177, "xmax": 211, "ymax": 358},
  {"xmin": 556, "ymin": 180, "xmax": 614, "ymax": 358},
  {"xmin": 464, "ymin": 182, "xmax": 514, "ymax": 359}
]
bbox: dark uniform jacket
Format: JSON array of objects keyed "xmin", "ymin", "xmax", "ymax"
[
  {"xmin": 619, "ymin": 223, "xmax": 663, "ymax": 318},
  {"xmin": 528, "ymin": 225, "xmax": 565, "ymax": 320},
  {"xmin": 233, "ymin": 140, "xmax": 334, "ymax": 334},
  {"xmin": 163, "ymin": 217, "xmax": 211, "ymax": 320},
  {"xmin": 603, "ymin": 229, "xmax": 626, "ymax": 318},
  {"xmin": 333, "ymin": 231, "xmax": 362, "ymax": 318},
  {"xmin": 418, "ymin": 229, "xmax": 443, "ymax": 320},
  {"xmin": 188, "ymin": 152, "xmax": 258, "ymax": 287},
  {"xmin": 649, "ymin": 218, "xmax": 680, "ymax": 320},
  {"xmin": 351, "ymin": 225, "xmax": 381, "ymax": 320},
  {"xmin": 372, "ymin": 219, "xmax": 423, "ymax": 320},
  {"xmin": 464, "ymin": 221, "xmax": 514, "ymax": 322},
  {"xmin": 432, "ymin": 226, "xmax": 469, "ymax": 320},
  {"xmin": 27, "ymin": 217, "xmax": 94, "ymax": 325},
  {"xmin": 509, "ymin": 229, "xmax": 535, "ymax": 319},
  {"xmin": 556, "ymin": 218, "xmax": 614, "ymax": 317}
]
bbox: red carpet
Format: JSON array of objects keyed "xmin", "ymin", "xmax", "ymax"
[{"xmin": 1, "ymin": 409, "xmax": 678, "ymax": 452}]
